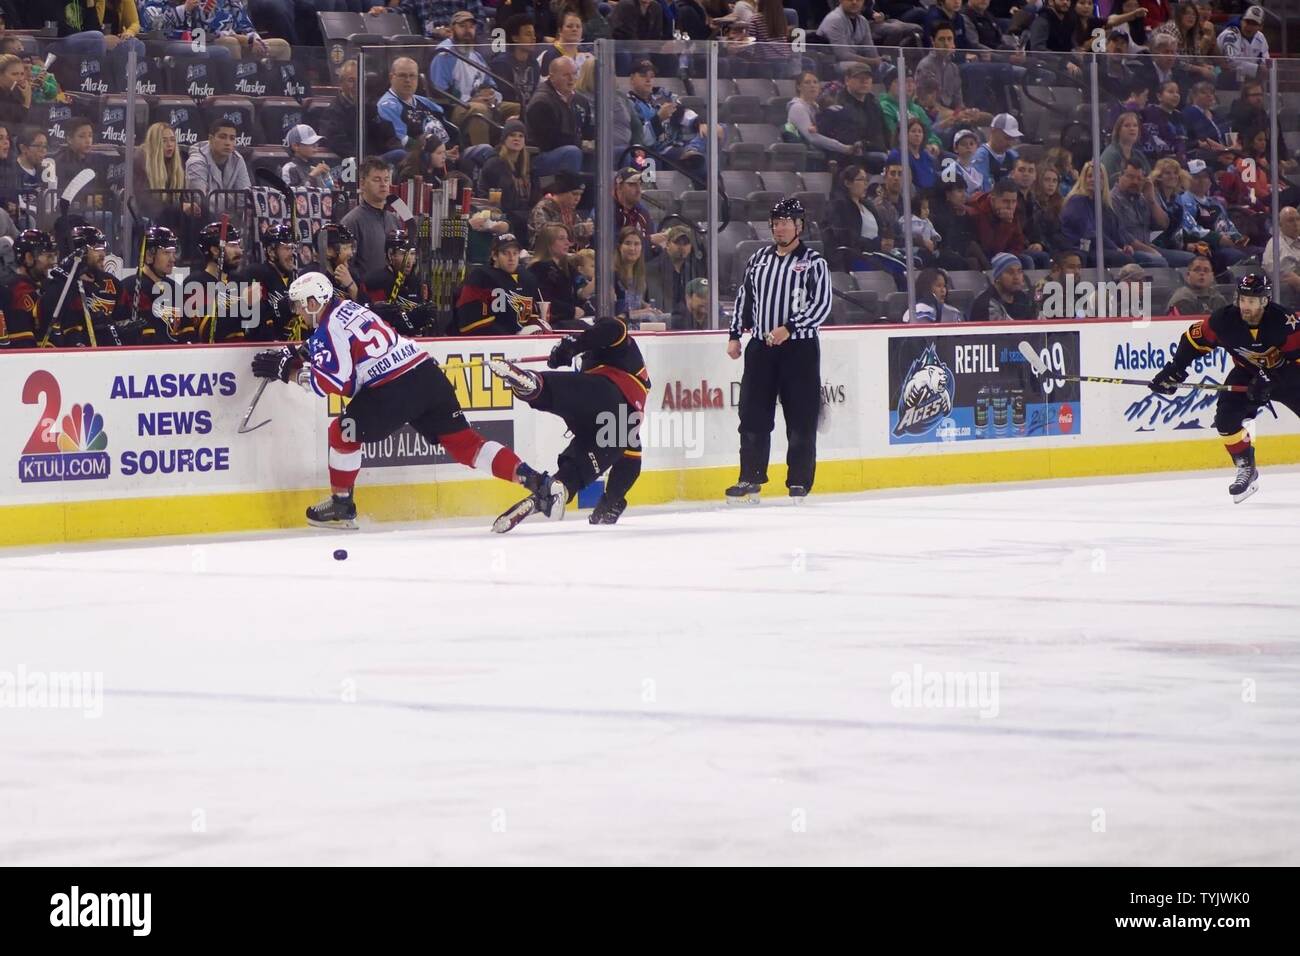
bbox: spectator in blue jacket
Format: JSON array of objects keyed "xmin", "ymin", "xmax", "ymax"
[
  {"xmin": 429, "ymin": 10, "xmax": 520, "ymax": 146},
  {"xmin": 378, "ymin": 56, "xmax": 453, "ymax": 162},
  {"xmin": 142, "ymin": 0, "xmax": 290, "ymax": 59},
  {"xmin": 366, "ymin": 0, "xmax": 486, "ymax": 38},
  {"xmin": 971, "ymin": 113, "xmax": 1021, "ymax": 187}
]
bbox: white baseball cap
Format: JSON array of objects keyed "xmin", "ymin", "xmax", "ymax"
[
  {"xmin": 1243, "ymin": 5, "xmax": 1265, "ymax": 23},
  {"xmin": 1187, "ymin": 158, "xmax": 1209, "ymax": 176},
  {"xmin": 991, "ymin": 114, "xmax": 1023, "ymax": 138},
  {"xmin": 284, "ymin": 124, "xmax": 323, "ymax": 148}
]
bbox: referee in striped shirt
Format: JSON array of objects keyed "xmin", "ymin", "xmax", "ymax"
[{"xmin": 726, "ymin": 198, "xmax": 831, "ymax": 503}]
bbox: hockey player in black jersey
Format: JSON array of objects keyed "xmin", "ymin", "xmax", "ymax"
[
  {"xmin": 40, "ymin": 226, "xmax": 123, "ymax": 347},
  {"xmin": 489, "ymin": 316, "xmax": 651, "ymax": 526},
  {"xmin": 189, "ymin": 221, "xmax": 252, "ymax": 343},
  {"xmin": 240, "ymin": 223, "xmax": 302, "ymax": 341},
  {"xmin": 113, "ymin": 226, "xmax": 193, "ymax": 344},
  {"xmin": 1149, "ymin": 273, "xmax": 1300, "ymax": 502},
  {"xmin": 363, "ymin": 230, "xmax": 436, "ymax": 336},
  {"xmin": 304, "ymin": 223, "xmax": 367, "ymax": 303},
  {"xmin": 0, "ymin": 229, "xmax": 56, "ymax": 349},
  {"xmin": 453, "ymin": 233, "xmax": 543, "ymax": 336}
]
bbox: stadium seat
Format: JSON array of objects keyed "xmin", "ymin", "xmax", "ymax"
[
  {"xmin": 759, "ymin": 170, "xmax": 803, "ymax": 196},
  {"xmin": 641, "ymin": 189, "xmax": 681, "ymax": 219},
  {"xmin": 946, "ymin": 271, "xmax": 989, "ymax": 292},
  {"xmin": 649, "ymin": 170, "xmax": 686, "ymax": 195},
  {"xmin": 800, "ymin": 171, "xmax": 832, "ymax": 194},
  {"xmin": 721, "ymin": 95, "xmax": 765, "ymax": 124},
  {"xmin": 258, "ymin": 97, "xmax": 307, "ymax": 146},
  {"xmin": 947, "ymin": 289, "xmax": 976, "ymax": 316},
  {"xmin": 772, "ymin": 79, "xmax": 796, "ymax": 99},
  {"xmin": 830, "ymin": 271, "xmax": 856, "ymax": 294},
  {"xmin": 736, "ymin": 124, "xmax": 782, "ymax": 147},
  {"xmin": 204, "ymin": 96, "xmax": 258, "ymax": 149},
  {"xmin": 884, "ymin": 291, "xmax": 910, "ymax": 323},
  {"xmin": 270, "ymin": 61, "xmax": 312, "ymax": 100},
  {"xmin": 656, "ymin": 77, "xmax": 688, "ymax": 98},
  {"xmin": 86, "ymin": 145, "xmax": 127, "ymax": 189},
  {"xmin": 722, "ymin": 170, "xmax": 764, "ymax": 198},
  {"xmin": 725, "ymin": 141, "xmax": 768, "ymax": 171},
  {"xmin": 792, "ymin": 190, "xmax": 826, "ymax": 224},
  {"xmin": 231, "ymin": 60, "xmax": 274, "ymax": 98},
  {"xmin": 852, "ymin": 271, "xmax": 901, "ymax": 296},
  {"xmin": 33, "ymin": 101, "xmax": 76, "ymax": 147},
  {"xmin": 152, "ymin": 96, "xmax": 205, "ymax": 151},
  {"xmin": 749, "ymin": 220, "xmax": 773, "ymax": 240},
  {"xmin": 98, "ymin": 96, "xmax": 150, "ymax": 150},
  {"xmin": 829, "ymin": 295, "xmax": 864, "ymax": 325},
  {"xmin": 733, "ymin": 78, "xmax": 777, "ymax": 99},
  {"xmin": 246, "ymin": 146, "xmax": 291, "ymax": 181},
  {"xmin": 164, "ymin": 55, "xmax": 232, "ymax": 101},
  {"xmin": 765, "ymin": 143, "xmax": 808, "ymax": 171},
  {"xmin": 843, "ymin": 289, "xmax": 881, "ymax": 322},
  {"xmin": 713, "ymin": 221, "xmax": 758, "ymax": 292},
  {"xmin": 762, "ymin": 95, "xmax": 789, "ymax": 126},
  {"xmin": 131, "ymin": 55, "xmax": 166, "ymax": 98},
  {"xmin": 680, "ymin": 190, "xmax": 709, "ymax": 223}
]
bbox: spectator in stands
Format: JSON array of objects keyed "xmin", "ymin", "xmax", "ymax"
[
  {"xmin": 538, "ymin": 10, "xmax": 595, "ymax": 73},
  {"xmin": 280, "ymin": 125, "xmax": 332, "ymax": 189},
  {"xmin": 614, "ymin": 225, "xmax": 662, "ymax": 322},
  {"xmin": 1221, "ymin": 129, "xmax": 1300, "ymax": 234},
  {"xmin": 1113, "ymin": 157, "xmax": 1193, "ymax": 267},
  {"xmin": 871, "ymin": 160, "xmax": 907, "ymax": 243},
  {"xmin": 930, "ymin": 179, "xmax": 985, "ymax": 269},
  {"xmin": 1151, "ymin": 3, "xmax": 1217, "ymax": 76},
  {"xmin": 1262, "ymin": 207, "xmax": 1300, "ymax": 305},
  {"xmin": 900, "ymin": 192, "xmax": 943, "ymax": 264},
  {"xmin": 184, "ymin": 117, "xmax": 251, "ymax": 215},
  {"xmin": 1105, "ymin": 76, "xmax": 1151, "ymax": 130},
  {"xmin": 0, "ymin": 123, "xmax": 16, "ymax": 214},
  {"xmin": 1043, "ymin": 146, "xmax": 1077, "ymax": 197},
  {"xmin": 133, "ymin": 122, "xmax": 192, "ymax": 223},
  {"xmin": 491, "ymin": 16, "xmax": 542, "ymax": 109},
  {"xmin": 397, "ymin": 135, "xmax": 470, "ymax": 193},
  {"xmin": 1180, "ymin": 80, "xmax": 1229, "ymax": 161},
  {"xmin": 368, "ymin": 0, "xmax": 485, "ymax": 39},
  {"xmin": 1164, "ymin": 254, "xmax": 1225, "ymax": 314},
  {"xmin": 817, "ymin": 0, "xmax": 879, "ymax": 62},
  {"xmin": 1027, "ymin": 0, "xmax": 1084, "ymax": 79},
  {"xmin": 818, "ymin": 63, "xmax": 890, "ymax": 166},
  {"xmin": 479, "ymin": 119, "xmax": 534, "ymax": 240},
  {"xmin": 609, "ymin": 0, "xmax": 665, "ymax": 40},
  {"xmin": 1223, "ymin": 80, "xmax": 1294, "ymax": 173},
  {"xmin": 676, "ymin": 277, "xmax": 710, "ymax": 331},
  {"xmin": 877, "ymin": 66, "xmax": 941, "ymax": 151},
  {"xmin": 1216, "ymin": 5, "xmax": 1268, "ymax": 89},
  {"xmin": 432, "ymin": 10, "xmax": 521, "ymax": 147},
  {"xmin": 54, "ymin": 116, "xmax": 96, "ymax": 191},
  {"xmin": 921, "ymin": 0, "xmax": 965, "ymax": 46},
  {"xmin": 948, "ymin": 129, "xmax": 984, "ymax": 197},
  {"xmin": 1143, "ymin": 81, "xmax": 1187, "ymax": 160},
  {"xmin": 1007, "ymin": 157, "xmax": 1051, "ymax": 267},
  {"xmin": 626, "ymin": 59, "xmax": 678, "ymax": 156},
  {"xmin": 378, "ymin": 58, "xmax": 451, "ymax": 155},
  {"xmin": 1033, "ymin": 248, "xmax": 1084, "ymax": 314},
  {"xmin": 529, "ymin": 169, "xmax": 593, "ymax": 248},
  {"xmin": 526, "ymin": 56, "xmax": 590, "ymax": 178},
  {"xmin": 1134, "ymin": 33, "xmax": 1195, "ymax": 102},
  {"xmin": 528, "ymin": 222, "xmax": 584, "ymax": 328},
  {"xmin": 673, "ymin": 0, "xmax": 713, "ymax": 40},
  {"xmin": 317, "ymin": 59, "xmax": 395, "ymax": 162},
  {"xmin": 647, "ymin": 224, "xmax": 699, "ymax": 325},
  {"xmin": 968, "ymin": 252, "xmax": 1036, "ymax": 320},
  {"xmin": 968, "ymin": 179, "xmax": 1030, "ymax": 268},
  {"xmin": 972, "ymin": 114, "xmax": 1021, "ymax": 188},
  {"xmin": 902, "ymin": 267, "xmax": 962, "ymax": 323},
  {"xmin": 0, "ymin": 53, "xmax": 28, "ymax": 126},
  {"xmin": 788, "ymin": 71, "xmax": 863, "ymax": 163},
  {"xmin": 494, "ymin": 0, "xmax": 554, "ymax": 40},
  {"xmin": 614, "ymin": 166, "xmax": 668, "ymax": 250},
  {"xmin": 916, "ymin": 24, "xmax": 993, "ymax": 138},
  {"xmin": 823, "ymin": 163, "xmax": 890, "ymax": 271},
  {"xmin": 1098, "ymin": 28, "xmax": 1140, "ymax": 102},
  {"xmin": 1100, "ymin": 112, "xmax": 1149, "ymax": 182},
  {"xmin": 1060, "ymin": 160, "xmax": 1164, "ymax": 268},
  {"xmin": 143, "ymin": 0, "xmax": 289, "ymax": 60},
  {"xmin": 571, "ymin": 247, "xmax": 598, "ymax": 319},
  {"xmin": 1179, "ymin": 156, "xmax": 1254, "ymax": 270},
  {"xmin": 13, "ymin": 126, "xmax": 46, "ymax": 195},
  {"xmin": 1029, "ymin": 163, "xmax": 1068, "ymax": 251},
  {"xmin": 340, "ymin": 158, "xmax": 400, "ymax": 278},
  {"xmin": 960, "ymin": 0, "xmax": 1013, "ymax": 54},
  {"xmin": 887, "ymin": 118, "xmax": 940, "ymax": 192}
]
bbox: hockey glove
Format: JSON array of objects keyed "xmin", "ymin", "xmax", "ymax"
[
  {"xmin": 1246, "ymin": 370, "xmax": 1273, "ymax": 405},
  {"xmin": 252, "ymin": 346, "xmax": 300, "ymax": 383},
  {"xmin": 1148, "ymin": 362, "xmax": 1188, "ymax": 396},
  {"xmin": 548, "ymin": 335, "xmax": 581, "ymax": 369}
]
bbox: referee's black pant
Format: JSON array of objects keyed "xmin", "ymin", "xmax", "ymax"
[{"xmin": 738, "ymin": 336, "xmax": 820, "ymax": 489}]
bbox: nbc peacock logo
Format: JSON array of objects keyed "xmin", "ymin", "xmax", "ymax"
[{"xmin": 18, "ymin": 371, "xmax": 112, "ymax": 483}]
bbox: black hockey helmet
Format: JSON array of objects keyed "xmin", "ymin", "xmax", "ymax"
[
  {"xmin": 770, "ymin": 197, "xmax": 805, "ymax": 224},
  {"xmin": 385, "ymin": 229, "xmax": 414, "ymax": 254},
  {"xmin": 263, "ymin": 222, "xmax": 296, "ymax": 250},
  {"xmin": 70, "ymin": 224, "xmax": 107, "ymax": 252},
  {"xmin": 143, "ymin": 225, "xmax": 178, "ymax": 253},
  {"xmin": 198, "ymin": 221, "xmax": 242, "ymax": 252},
  {"xmin": 1237, "ymin": 272, "xmax": 1271, "ymax": 301},
  {"xmin": 13, "ymin": 229, "xmax": 56, "ymax": 258},
  {"xmin": 320, "ymin": 223, "xmax": 355, "ymax": 250}
]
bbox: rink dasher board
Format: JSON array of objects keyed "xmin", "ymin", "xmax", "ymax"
[{"xmin": 2, "ymin": 317, "xmax": 1298, "ymax": 547}]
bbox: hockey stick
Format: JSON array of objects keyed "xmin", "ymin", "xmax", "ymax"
[
  {"xmin": 128, "ymin": 230, "xmax": 148, "ymax": 335},
  {"xmin": 208, "ymin": 213, "xmax": 230, "ymax": 344},
  {"xmin": 460, "ymin": 355, "xmax": 551, "ymax": 368},
  {"xmin": 1017, "ymin": 341, "xmax": 1248, "ymax": 393},
  {"xmin": 59, "ymin": 168, "xmax": 96, "ymax": 215},
  {"xmin": 255, "ymin": 167, "xmax": 300, "ymax": 270},
  {"xmin": 237, "ymin": 379, "xmax": 273, "ymax": 434},
  {"xmin": 41, "ymin": 251, "xmax": 86, "ymax": 347}
]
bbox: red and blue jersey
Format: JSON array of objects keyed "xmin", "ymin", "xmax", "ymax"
[{"xmin": 306, "ymin": 299, "xmax": 429, "ymax": 398}]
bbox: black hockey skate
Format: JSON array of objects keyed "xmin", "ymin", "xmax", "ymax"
[
  {"xmin": 492, "ymin": 472, "xmax": 567, "ymax": 533},
  {"xmin": 788, "ymin": 485, "xmax": 808, "ymax": 503},
  {"xmin": 725, "ymin": 481, "xmax": 762, "ymax": 504},
  {"xmin": 306, "ymin": 493, "xmax": 358, "ymax": 530},
  {"xmin": 487, "ymin": 358, "xmax": 541, "ymax": 399},
  {"xmin": 1229, "ymin": 448, "xmax": 1259, "ymax": 503},
  {"xmin": 589, "ymin": 495, "xmax": 627, "ymax": 525}
]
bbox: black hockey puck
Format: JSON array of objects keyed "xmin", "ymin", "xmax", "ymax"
[{"xmin": 333, "ymin": 549, "xmax": 348, "ymax": 561}]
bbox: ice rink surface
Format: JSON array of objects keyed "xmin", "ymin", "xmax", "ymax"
[{"xmin": 3, "ymin": 470, "xmax": 1299, "ymax": 866}]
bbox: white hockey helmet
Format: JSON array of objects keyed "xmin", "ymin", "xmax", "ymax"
[{"xmin": 289, "ymin": 271, "xmax": 336, "ymax": 324}]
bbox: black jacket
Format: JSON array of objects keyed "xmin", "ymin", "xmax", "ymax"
[
  {"xmin": 525, "ymin": 79, "xmax": 584, "ymax": 154},
  {"xmin": 821, "ymin": 89, "xmax": 890, "ymax": 154},
  {"xmin": 823, "ymin": 195, "xmax": 887, "ymax": 270}
]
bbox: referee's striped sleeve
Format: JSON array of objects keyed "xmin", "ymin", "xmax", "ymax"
[
  {"xmin": 731, "ymin": 251, "xmax": 757, "ymax": 339},
  {"xmin": 788, "ymin": 257, "xmax": 831, "ymax": 331}
]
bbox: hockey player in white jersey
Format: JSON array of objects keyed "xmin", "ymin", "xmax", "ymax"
[{"xmin": 250, "ymin": 272, "xmax": 563, "ymax": 532}]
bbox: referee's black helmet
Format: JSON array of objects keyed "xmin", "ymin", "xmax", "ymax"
[{"xmin": 770, "ymin": 198, "xmax": 805, "ymax": 224}]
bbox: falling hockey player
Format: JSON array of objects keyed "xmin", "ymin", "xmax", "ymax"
[
  {"xmin": 250, "ymin": 272, "xmax": 561, "ymax": 532},
  {"xmin": 489, "ymin": 315, "xmax": 650, "ymax": 526},
  {"xmin": 1148, "ymin": 273, "xmax": 1300, "ymax": 502}
]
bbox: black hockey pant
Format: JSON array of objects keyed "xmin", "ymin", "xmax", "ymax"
[
  {"xmin": 737, "ymin": 336, "xmax": 820, "ymax": 488},
  {"xmin": 530, "ymin": 371, "xmax": 642, "ymax": 502}
]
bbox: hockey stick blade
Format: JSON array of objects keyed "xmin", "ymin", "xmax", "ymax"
[
  {"xmin": 237, "ymin": 379, "xmax": 272, "ymax": 434},
  {"xmin": 387, "ymin": 197, "xmax": 414, "ymax": 223},
  {"xmin": 1018, "ymin": 340, "xmax": 1050, "ymax": 378},
  {"xmin": 60, "ymin": 168, "xmax": 96, "ymax": 206},
  {"xmin": 255, "ymin": 167, "xmax": 292, "ymax": 197}
]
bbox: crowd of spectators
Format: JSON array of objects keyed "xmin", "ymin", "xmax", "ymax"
[{"xmin": 1, "ymin": 0, "xmax": 1298, "ymax": 341}]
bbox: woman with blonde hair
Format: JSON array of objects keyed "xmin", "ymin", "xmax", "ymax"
[
  {"xmin": 1062, "ymin": 161, "xmax": 1163, "ymax": 268},
  {"xmin": 528, "ymin": 222, "xmax": 584, "ymax": 330},
  {"xmin": 0, "ymin": 54, "xmax": 30, "ymax": 126}
]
